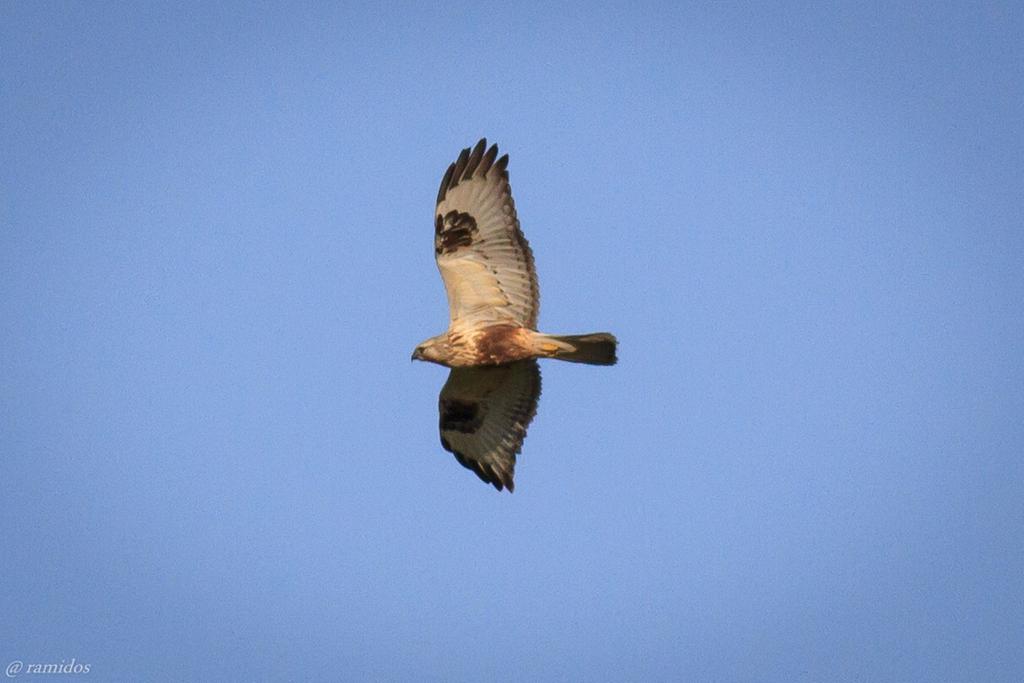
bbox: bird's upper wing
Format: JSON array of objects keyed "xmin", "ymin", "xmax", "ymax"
[
  {"xmin": 438, "ymin": 360, "xmax": 541, "ymax": 492},
  {"xmin": 434, "ymin": 139, "xmax": 539, "ymax": 329}
]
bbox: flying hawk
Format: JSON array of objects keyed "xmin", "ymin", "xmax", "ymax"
[{"xmin": 413, "ymin": 139, "xmax": 617, "ymax": 491}]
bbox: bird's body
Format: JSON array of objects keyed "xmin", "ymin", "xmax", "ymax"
[
  {"xmin": 422, "ymin": 323, "xmax": 537, "ymax": 367},
  {"xmin": 413, "ymin": 139, "xmax": 617, "ymax": 490},
  {"xmin": 417, "ymin": 323, "xmax": 610, "ymax": 368}
]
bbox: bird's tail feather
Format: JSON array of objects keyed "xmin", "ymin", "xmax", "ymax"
[{"xmin": 541, "ymin": 333, "xmax": 618, "ymax": 365}]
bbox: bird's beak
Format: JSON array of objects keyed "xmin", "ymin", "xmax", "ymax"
[{"xmin": 411, "ymin": 349, "xmax": 419, "ymax": 362}]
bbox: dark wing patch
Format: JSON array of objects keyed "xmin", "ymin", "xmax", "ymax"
[
  {"xmin": 434, "ymin": 210, "xmax": 478, "ymax": 256},
  {"xmin": 439, "ymin": 399, "xmax": 482, "ymax": 434},
  {"xmin": 437, "ymin": 360, "xmax": 542, "ymax": 492}
]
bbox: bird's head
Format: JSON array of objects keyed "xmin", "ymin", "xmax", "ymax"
[{"xmin": 411, "ymin": 336, "xmax": 447, "ymax": 365}]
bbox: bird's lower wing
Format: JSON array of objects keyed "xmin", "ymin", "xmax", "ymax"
[{"xmin": 437, "ymin": 360, "xmax": 541, "ymax": 492}]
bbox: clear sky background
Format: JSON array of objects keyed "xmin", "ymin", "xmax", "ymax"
[{"xmin": 2, "ymin": 2, "xmax": 1022, "ymax": 681}]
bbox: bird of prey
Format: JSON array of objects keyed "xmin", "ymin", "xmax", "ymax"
[{"xmin": 413, "ymin": 139, "xmax": 617, "ymax": 491}]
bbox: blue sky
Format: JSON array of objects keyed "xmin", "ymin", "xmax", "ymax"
[{"xmin": 2, "ymin": 2, "xmax": 1022, "ymax": 681}]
